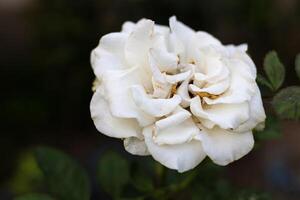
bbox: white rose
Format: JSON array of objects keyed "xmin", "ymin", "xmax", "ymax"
[{"xmin": 90, "ymin": 16, "xmax": 266, "ymax": 172}]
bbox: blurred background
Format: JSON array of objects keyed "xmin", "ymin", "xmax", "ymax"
[{"xmin": 0, "ymin": 0, "xmax": 300, "ymax": 199}]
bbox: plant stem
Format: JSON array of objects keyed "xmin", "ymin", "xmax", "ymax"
[{"xmin": 155, "ymin": 162, "xmax": 166, "ymax": 186}]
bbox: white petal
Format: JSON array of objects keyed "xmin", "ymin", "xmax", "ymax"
[
  {"xmin": 143, "ymin": 126, "xmax": 206, "ymax": 172},
  {"xmin": 169, "ymin": 16, "xmax": 195, "ymax": 45},
  {"xmin": 194, "ymin": 31, "xmax": 222, "ymax": 47},
  {"xmin": 154, "ymin": 107, "xmax": 201, "ymax": 145},
  {"xmin": 124, "ymin": 19, "xmax": 158, "ymax": 91},
  {"xmin": 91, "ymin": 49, "xmax": 125, "ymax": 79},
  {"xmin": 98, "ymin": 33, "xmax": 127, "ymax": 58},
  {"xmin": 103, "ymin": 68, "xmax": 155, "ymax": 126},
  {"xmin": 165, "ymin": 70, "xmax": 191, "ymax": 84},
  {"xmin": 190, "ymin": 96, "xmax": 250, "ymax": 129},
  {"xmin": 151, "ymin": 78, "xmax": 172, "ymax": 99},
  {"xmin": 125, "ymin": 19, "xmax": 154, "ymax": 66},
  {"xmin": 199, "ymin": 127, "xmax": 254, "ymax": 166},
  {"xmin": 202, "ymin": 57, "xmax": 230, "ymax": 83},
  {"xmin": 149, "ymin": 50, "xmax": 167, "ymax": 83},
  {"xmin": 91, "ymin": 33, "xmax": 128, "ymax": 78},
  {"xmin": 204, "ymin": 58, "xmax": 256, "ymax": 105},
  {"xmin": 90, "ymin": 86, "xmax": 142, "ymax": 138},
  {"xmin": 155, "ymin": 107, "xmax": 191, "ymax": 130},
  {"xmin": 122, "ymin": 21, "xmax": 136, "ymax": 33},
  {"xmin": 234, "ymin": 84, "xmax": 266, "ymax": 132},
  {"xmin": 169, "ymin": 16, "xmax": 195, "ymax": 61},
  {"xmin": 189, "ymin": 78, "xmax": 229, "ymax": 95},
  {"xmin": 225, "ymin": 44, "xmax": 257, "ymax": 78},
  {"xmin": 193, "ymin": 51, "xmax": 230, "ymax": 83},
  {"xmin": 150, "ymin": 48, "xmax": 178, "ymax": 74},
  {"xmin": 131, "ymin": 85, "xmax": 181, "ymax": 117},
  {"xmin": 177, "ymin": 78, "xmax": 192, "ymax": 108},
  {"xmin": 124, "ymin": 137, "xmax": 150, "ymax": 156}
]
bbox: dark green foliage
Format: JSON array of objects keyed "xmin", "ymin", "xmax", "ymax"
[
  {"xmin": 262, "ymin": 51, "xmax": 285, "ymax": 91},
  {"xmin": 255, "ymin": 115, "xmax": 281, "ymax": 140},
  {"xmin": 272, "ymin": 86, "xmax": 300, "ymax": 120},
  {"xmin": 14, "ymin": 193, "xmax": 55, "ymax": 200},
  {"xmin": 256, "ymin": 74, "xmax": 273, "ymax": 90},
  {"xmin": 295, "ymin": 53, "xmax": 300, "ymax": 81},
  {"xmin": 34, "ymin": 147, "xmax": 90, "ymax": 200},
  {"xmin": 97, "ymin": 151, "xmax": 130, "ymax": 199}
]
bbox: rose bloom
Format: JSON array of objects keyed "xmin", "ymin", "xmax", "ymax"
[{"xmin": 90, "ymin": 17, "xmax": 266, "ymax": 172}]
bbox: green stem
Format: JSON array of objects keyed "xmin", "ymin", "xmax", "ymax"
[
  {"xmin": 152, "ymin": 170, "xmax": 199, "ymax": 200},
  {"xmin": 155, "ymin": 162, "xmax": 166, "ymax": 186},
  {"xmin": 169, "ymin": 170, "xmax": 198, "ymax": 193}
]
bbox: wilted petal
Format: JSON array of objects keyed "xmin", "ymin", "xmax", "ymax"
[
  {"xmin": 199, "ymin": 127, "xmax": 254, "ymax": 166},
  {"xmin": 143, "ymin": 126, "xmax": 206, "ymax": 172},
  {"xmin": 90, "ymin": 86, "xmax": 142, "ymax": 138},
  {"xmin": 124, "ymin": 137, "xmax": 150, "ymax": 156}
]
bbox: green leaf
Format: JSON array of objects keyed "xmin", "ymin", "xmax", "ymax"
[
  {"xmin": 272, "ymin": 86, "xmax": 300, "ymax": 120},
  {"xmin": 9, "ymin": 152, "xmax": 44, "ymax": 194},
  {"xmin": 34, "ymin": 147, "xmax": 90, "ymax": 200},
  {"xmin": 14, "ymin": 193, "xmax": 55, "ymax": 200},
  {"xmin": 295, "ymin": 53, "xmax": 300, "ymax": 81},
  {"xmin": 256, "ymin": 74, "xmax": 273, "ymax": 90},
  {"xmin": 131, "ymin": 169, "xmax": 154, "ymax": 193},
  {"xmin": 235, "ymin": 189, "xmax": 271, "ymax": 200},
  {"xmin": 263, "ymin": 51, "xmax": 285, "ymax": 91},
  {"xmin": 97, "ymin": 151, "xmax": 130, "ymax": 198},
  {"xmin": 255, "ymin": 115, "xmax": 281, "ymax": 140}
]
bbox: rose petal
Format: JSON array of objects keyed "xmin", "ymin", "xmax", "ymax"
[
  {"xmin": 169, "ymin": 16, "xmax": 195, "ymax": 61},
  {"xmin": 91, "ymin": 33, "xmax": 128, "ymax": 78},
  {"xmin": 149, "ymin": 50, "xmax": 167, "ymax": 83},
  {"xmin": 103, "ymin": 68, "xmax": 155, "ymax": 126},
  {"xmin": 143, "ymin": 126, "xmax": 206, "ymax": 172},
  {"xmin": 189, "ymin": 78, "xmax": 229, "ymax": 95},
  {"xmin": 194, "ymin": 31, "xmax": 222, "ymax": 47},
  {"xmin": 199, "ymin": 127, "xmax": 254, "ymax": 166},
  {"xmin": 165, "ymin": 70, "xmax": 192, "ymax": 84},
  {"xmin": 151, "ymin": 78, "xmax": 172, "ymax": 99},
  {"xmin": 131, "ymin": 85, "xmax": 181, "ymax": 117},
  {"xmin": 190, "ymin": 96, "xmax": 250, "ymax": 129},
  {"xmin": 150, "ymin": 47, "xmax": 178, "ymax": 74},
  {"xmin": 122, "ymin": 21, "xmax": 136, "ymax": 33},
  {"xmin": 90, "ymin": 86, "xmax": 142, "ymax": 138},
  {"xmin": 154, "ymin": 107, "xmax": 201, "ymax": 145},
  {"xmin": 234, "ymin": 85, "xmax": 266, "ymax": 132},
  {"xmin": 124, "ymin": 137, "xmax": 150, "ymax": 156},
  {"xmin": 204, "ymin": 58, "xmax": 256, "ymax": 105},
  {"xmin": 177, "ymin": 78, "xmax": 192, "ymax": 108},
  {"xmin": 169, "ymin": 16, "xmax": 194, "ymax": 46},
  {"xmin": 125, "ymin": 19, "xmax": 154, "ymax": 67}
]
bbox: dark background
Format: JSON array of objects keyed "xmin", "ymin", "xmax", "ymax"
[{"xmin": 1, "ymin": 0, "xmax": 300, "ymax": 199}]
